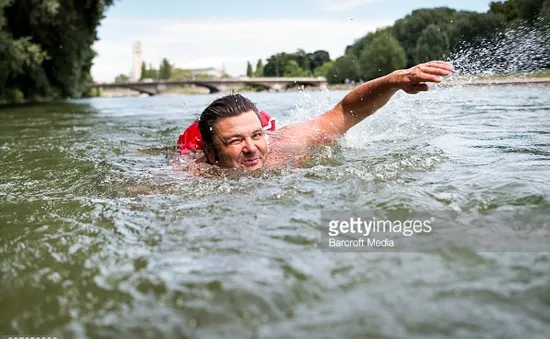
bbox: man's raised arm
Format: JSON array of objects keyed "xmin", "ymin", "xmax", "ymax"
[{"xmin": 304, "ymin": 61, "xmax": 453, "ymax": 143}]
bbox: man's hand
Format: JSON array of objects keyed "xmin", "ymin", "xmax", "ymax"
[{"xmin": 390, "ymin": 61, "xmax": 453, "ymax": 94}]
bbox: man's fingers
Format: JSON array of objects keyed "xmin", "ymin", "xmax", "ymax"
[
  {"xmin": 426, "ymin": 61, "xmax": 453, "ymax": 71},
  {"xmin": 404, "ymin": 83, "xmax": 429, "ymax": 94},
  {"xmin": 413, "ymin": 83, "xmax": 429, "ymax": 91},
  {"xmin": 412, "ymin": 71, "xmax": 442, "ymax": 83},
  {"xmin": 419, "ymin": 65, "xmax": 452, "ymax": 76}
]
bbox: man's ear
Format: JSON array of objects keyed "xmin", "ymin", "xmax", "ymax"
[{"xmin": 203, "ymin": 142, "xmax": 217, "ymax": 164}]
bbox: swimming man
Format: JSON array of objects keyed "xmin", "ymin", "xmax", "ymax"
[{"xmin": 187, "ymin": 61, "xmax": 452, "ymax": 171}]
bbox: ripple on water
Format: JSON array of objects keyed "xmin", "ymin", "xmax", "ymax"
[{"xmin": 1, "ymin": 86, "xmax": 550, "ymax": 337}]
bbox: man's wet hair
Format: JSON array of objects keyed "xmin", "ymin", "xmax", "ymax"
[{"xmin": 198, "ymin": 93, "xmax": 261, "ymax": 146}]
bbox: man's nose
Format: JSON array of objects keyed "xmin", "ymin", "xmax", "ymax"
[{"xmin": 242, "ymin": 137, "xmax": 257, "ymax": 153}]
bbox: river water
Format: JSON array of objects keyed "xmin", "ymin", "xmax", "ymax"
[{"xmin": 1, "ymin": 85, "xmax": 549, "ymax": 338}]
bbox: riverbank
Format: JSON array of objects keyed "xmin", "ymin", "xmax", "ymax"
[{"xmin": 2, "ymin": 72, "xmax": 550, "ymax": 105}]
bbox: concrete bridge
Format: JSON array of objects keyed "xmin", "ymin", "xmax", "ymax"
[{"xmin": 91, "ymin": 77, "xmax": 328, "ymax": 95}]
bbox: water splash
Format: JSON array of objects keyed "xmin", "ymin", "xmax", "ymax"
[
  {"xmin": 449, "ymin": 20, "xmax": 550, "ymax": 79},
  {"xmin": 285, "ymin": 85, "xmax": 334, "ymax": 124}
]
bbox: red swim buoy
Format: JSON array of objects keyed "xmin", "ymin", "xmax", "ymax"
[{"xmin": 177, "ymin": 109, "xmax": 276, "ymax": 155}]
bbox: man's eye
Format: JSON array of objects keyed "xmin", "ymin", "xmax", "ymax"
[
  {"xmin": 229, "ymin": 139, "xmax": 241, "ymax": 145},
  {"xmin": 253, "ymin": 132, "xmax": 263, "ymax": 139}
]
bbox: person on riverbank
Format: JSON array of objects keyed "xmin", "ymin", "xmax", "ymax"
[{"xmin": 180, "ymin": 60, "xmax": 452, "ymax": 172}]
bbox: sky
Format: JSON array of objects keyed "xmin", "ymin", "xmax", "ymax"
[{"xmin": 91, "ymin": 0, "xmax": 494, "ymax": 82}]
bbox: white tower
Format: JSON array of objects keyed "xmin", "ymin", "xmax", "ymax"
[{"xmin": 130, "ymin": 41, "xmax": 142, "ymax": 82}]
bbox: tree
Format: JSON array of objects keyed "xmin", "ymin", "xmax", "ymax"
[
  {"xmin": 158, "ymin": 58, "xmax": 172, "ymax": 80},
  {"xmin": 264, "ymin": 53, "xmax": 291, "ymax": 77},
  {"xmin": 246, "ymin": 61, "xmax": 253, "ymax": 77},
  {"xmin": 264, "ymin": 51, "xmax": 323, "ymax": 77},
  {"xmin": 543, "ymin": 0, "xmax": 550, "ymax": 22},
  {"xmin": 391, "ymin": 8, "xmax": 457, "ymax": 67},
  {"xmin": 283, "ymin": 60, "xmax": 305, "ymax": 77},
  {"xmin": 148, "ymin": 62, "xmax": 158, "ymax": 80},
  {"xmin": 171, "ymin": 68, "xmax": 193, "ymax": 79},
  {"xmin": 415, "ymin": 24, "xmax": 450, "ymax": 63},
  {"xmin": 327, "ymin": 55, "xmax": 361, "ymax": 84},
  {"xmin": 489, "ymin": 0, "xmax": 520, "ymax": 21},
  {"xmin": 114, "ymin": 74, "xmax": 129, "ymax": 83},
  {"xmin": 308, "ymin": 50, "xmax": 331, "ymax": 72},
  {"xmin": 449, "ymin": 11, "xmax": 507, "ymax": 48},
  {"xmin": 254, "ymin": 59, "xmax": 264, "ymax": 77},
  {"xmin": 346, "ymin": 27, "xmax": 393, "ymax": 58},
  {"xmin": 295, "ymin": 49, "xmax": 311, "ymax": 75},
  {"xmin": 313, "ymin": 61, "xmax": 333, "ymax": 77},
  {"xmin": 140, "ymin": 62, "xmax": 148, "ymax": 79},
  {"xmin": 360, "ymin": 32, "xmax": 407, "ymax": 80},
  {"xmin": 518, "ymin": 0, "xmax": 547, "ymax": 22},
  {"xmin": 1, "ymin": 0, "xmax": 115, "ymax": 103}
]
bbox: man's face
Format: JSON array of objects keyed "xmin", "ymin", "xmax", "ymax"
[{"xmin": 208, "ymin": 110, "xmax": 268, "ymax": 170}]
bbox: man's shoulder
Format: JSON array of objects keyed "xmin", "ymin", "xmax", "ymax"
[{"xmin": 268, "ymin": 117, "xmax": 337, "ymax": 151}]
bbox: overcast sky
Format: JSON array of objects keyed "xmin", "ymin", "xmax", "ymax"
[{"xmin": 90, "ymin": 0, "xmax": 493, "ymax": 82}]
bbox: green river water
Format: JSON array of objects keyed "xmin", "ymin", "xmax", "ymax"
[{"xmin": 1, "ymin": 86, "xmax": 549, "ymax": 338}]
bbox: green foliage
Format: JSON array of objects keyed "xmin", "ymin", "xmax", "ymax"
[
  {"xmin": 0, "ymin": 0, "xmax": 115, "ymax": 103},
  {"xmin": 307, "ymin": 50, "xmax": 331, "ymax": 71},
  {"xmin": 323, "ymin": 0, "xmax": 549, "ymax": 83},
  {"xmin": 246, "ymin": 61, "xmax": 253, "ymax": 77},
  {"xmin": 260, "ymin": 0, "xmax": 547, "ymax": 83},
  {"xmin": 392, "ymin": 8, "xmax": 457, "ymax": 67},
  {"xmin": 360, "ymin": 32, "xmax": 407, "ymax": 80},
  {"xmin": 490, "ymin": 0, "xmax": 520, "ymax": 21},
  {"xmin": 518, "ymin": 0, "xmax": 547, "ymax": 21},
  {"xmin": 254, "ymin": 59, "xmax": 264, "ymax": 77},
  {"xmin": 140, "ymin": 62, "xmax": 159, "ymax": 80},
  {"xmin": 295, "ymin": 49, "xmax": 311, "ymax": 75},
  {"xmin": 327, "ymin": 55, "xmax": 361, "ymax": 84},
  {"xmin": 313, "ymin": 61, "xmax": 333, "ymax": 77},
  {"xmin": 194, "ymin": 73, "xmax": 216, "ymax": 79},
  {"xmin": 449, "ymin": 11, "xmax": 507, "ymax": 47},
  {"xmin": 171, "ymin": 68, "xmax": 193, "ymax": 79},
  {"xmin": 345, "ymin": 27, "xmax": 393, "ymax": 58},
  {"xmin": 283, "ymin": 60, "xmax": 305, "ymax": 77},
  {"xmin": 543, "ymin": 0, "xmax": 550, "ymax": 21},
  {"xmin": 140, "ymin": 63, "xmax": 147, "ymax": 80},
  {"xmin": 158, "ymin": 58, "xmax": 172, "ymax": 80},
  {"xmin": 415, "ymin": 24, "xmax": 450, "ymax": 63},
  {"xmin": 263, "ymin": 50, "xmax": 332, "ymax": 77},
  {"xmin": 114, "ymin": 74, "xmax": 129, "ymax": 83},
  {"xmin": 1, "ymin": 87, "xmax": 24, "ymax": 103}
]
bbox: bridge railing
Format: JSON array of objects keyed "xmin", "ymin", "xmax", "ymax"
[{"xmin": 93, "ymin": 77, "xmax": 328, "ymax": 87}]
